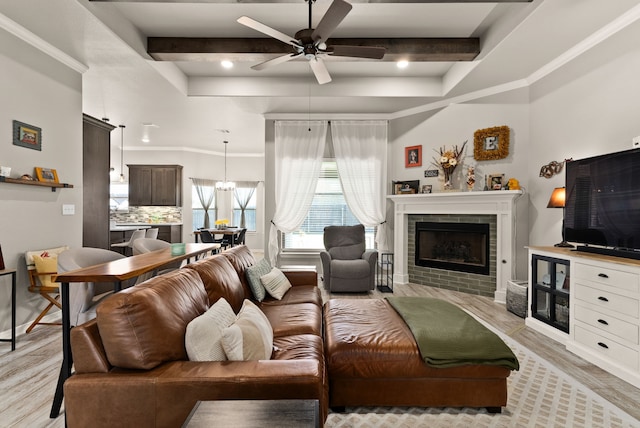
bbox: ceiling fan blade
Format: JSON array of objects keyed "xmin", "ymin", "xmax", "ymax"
[
  {"xmin": 251, "ymin": 53, "xmax": 301, "ymax": 71},
  {"xmin": 237, "ymin": 16, "xmax": 299, "ymax": 47},
  {"xmin": 327, "ymin": 45, "xmax": 386, "ymax": 60},
  {"xmin": 309, "ymin": 57, "xmax": 332, "ymax": 85},
  {"xmin": 311, "ymin": 0, "xmax": 352, "ymax": 45}
]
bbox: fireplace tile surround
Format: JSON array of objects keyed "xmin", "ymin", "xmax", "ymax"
[
  {"xmin": 388, "ymin": 191, "xmax": 528, "ymax": 303},
  {"xmin": 409, "ymin": 214, "xmax": 496, "ymax": 297}
]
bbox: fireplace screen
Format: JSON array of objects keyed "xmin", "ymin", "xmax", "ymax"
[{"xmin": 415, "ymin": 222, "xmax": 490, "ymax": 275}]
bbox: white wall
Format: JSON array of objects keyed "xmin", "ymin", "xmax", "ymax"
[
  {"xmin": 528, "ymin": 18, "xmax": 640, "ymax": 246},
  {"xmin": 389, "ymin": 97, "xmax": 531, "ymax": 191},
  {"xmin": 0, "ymin": 28, "xmax": 83, "ymax": 333}
]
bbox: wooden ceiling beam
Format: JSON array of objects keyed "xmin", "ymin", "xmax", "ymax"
[{"xmin": 147, "ymin": 37, "xmax": 480, "ymax": 62}]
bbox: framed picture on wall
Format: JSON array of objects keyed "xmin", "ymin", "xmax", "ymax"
[
  {"xmin": 405, "ymin": 145, "xmax": 422, "ymax": 168},
  {"xmin": 473, "ymin": 126, "xmax": 509, "ymax": 161},
  {"xmin": 13, "ymin": 120, "xmax": 42, "ymax": 151}
]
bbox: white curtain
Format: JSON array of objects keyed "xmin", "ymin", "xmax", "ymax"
[
  {"xmin": 268, "ymin": 121, "xmax": 327, "ymax": 265},
  {"xmin": 191, "ymin": 178, "xmax": 216, "ymax": 229},
  {"xmin": 331, "ymin": 120, "xmax": 389, "ymax": 251},
  {"xmin": 233, "ymin": 181, "xmax": 259, "ymax": 228}
]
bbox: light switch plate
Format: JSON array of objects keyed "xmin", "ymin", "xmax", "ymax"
[{"xmin": 62, "ymin": 204, "xmax": 75, "ymax": 215}]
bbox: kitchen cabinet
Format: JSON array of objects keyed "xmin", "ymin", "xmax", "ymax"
[
  {"xmin": 157, "ymin": 225, "xmax": 182, "ymax": 243},
  {"xmin": 83, "ymin": 114, "xmax": 114, "ymax": 249},
  {"xmin": 128, "ymin": 164, "xmax": 182, "ymax": 206}
]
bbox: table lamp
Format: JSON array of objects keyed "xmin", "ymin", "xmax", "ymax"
[{"xmin": 547, "ymin": 187, "xmax": 574, "ymax": 248}]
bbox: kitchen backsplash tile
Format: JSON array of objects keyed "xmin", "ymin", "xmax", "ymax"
[{"xmin": 111, "ymin": 206, "xmax": 182, "ymax": 224}]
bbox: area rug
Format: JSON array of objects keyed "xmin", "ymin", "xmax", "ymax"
[{"xmin": 326, "ymin": 326, "xmax": 640, "ymax": 428}]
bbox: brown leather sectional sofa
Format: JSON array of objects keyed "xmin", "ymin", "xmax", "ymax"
[{"xmin": 64, "ymin": 245, "xmax": 328, "ymax": 427}]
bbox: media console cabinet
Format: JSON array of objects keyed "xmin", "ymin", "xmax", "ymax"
[{"xmin": 527, "ymin": 246, "xmax": 640, "ymax": 389}]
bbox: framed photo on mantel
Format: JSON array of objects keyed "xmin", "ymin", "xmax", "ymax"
[{"xmin": 393, "ymin": 180, "xmax": 420, "ymax": 195}]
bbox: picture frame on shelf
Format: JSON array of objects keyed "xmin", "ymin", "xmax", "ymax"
[
  {"xmin": 405, "ymin": 145, "xmax": 422, "ymax": 168},
  {"xmin": 35, "ymin": 167, "xmax": 59, "ymax": 183},
  {"xmin": 473, "ymin": 126, "xmax": 509, "ymax": 161},
  {"xmin": 420, "ymin": 184, "xmax": 432, "ymax": 194},
  {"xmin": 393, "ymin": 180, "xmax": 420, "ymax": 195},
  {"xmin": 487, "ymin": 173, "xmax": 505, "ymax": 190},
  {"xmin": 13, "ymin": 120, "xmax": 42, "ymax": 151}
]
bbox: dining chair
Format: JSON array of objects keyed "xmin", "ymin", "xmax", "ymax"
[
  {"xmin": 233, "ymin": 228, "xmax": 247, "ymax": 246},
  {"xmin": 197, "ymin": 230, "xmax": 221, "ymax": 256},
  {"xmin": 212, "ymin": 233, "xmax": 232, "ymax": 251},
  {"xmin": 111, "ymin": 229, "xmax": 146, "ymax": 256},
  {"xmin": 145, "ymin": 228, "xmax": 159, "ymax": 239}
]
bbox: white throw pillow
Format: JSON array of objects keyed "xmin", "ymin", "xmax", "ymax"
[
  {"xmin": 185, "ymin": 298, "xmax": 236, "ymax": 361},
  {"xmin": 260, "ymin": 267, "xmax": 292, "ymax": 300},
  {"xmin": 222, "ymin": 300, "xmax": 273, "ymax": 361}
]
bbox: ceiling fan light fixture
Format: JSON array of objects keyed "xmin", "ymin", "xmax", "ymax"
[{"xmin": 397, "ymin": 60, "xmax": 409, "ymax": 69}]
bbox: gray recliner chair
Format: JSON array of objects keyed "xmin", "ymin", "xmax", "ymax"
[{"xmin": 320, "ymin": 224, "xmax": 377, "ymax": 292}]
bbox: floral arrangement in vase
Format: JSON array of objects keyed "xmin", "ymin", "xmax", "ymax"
[
  {"xmin": 215, "ymin": 219, "xmax": 229, "ymax": 229},
  {"xmin": 432, "ymin": 140, "xmax": 467, "ymax": 190}
]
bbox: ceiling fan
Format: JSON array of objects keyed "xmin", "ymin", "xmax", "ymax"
[{"xmin": 237, "ymin": 0, "xmax": 385, "ymax": 85}]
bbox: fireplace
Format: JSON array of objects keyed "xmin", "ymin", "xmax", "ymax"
[
  {"xmin": 389, "ymin": 191, "xmax": 528, "ymax": 303},
  {"xmin": 415, "ymin": 222, "xmax": 490, "ymax": 275}
]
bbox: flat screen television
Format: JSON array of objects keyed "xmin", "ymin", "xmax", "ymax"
[{"xmin": 564, "ymin": 148, "xmax": 640, "ymax": 259}]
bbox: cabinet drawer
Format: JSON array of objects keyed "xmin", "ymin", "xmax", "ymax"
[
  {"xmin": 574, "ymin": 262, "xmax": 639, "ymax": 292},
  {"xmin": 574, "ymin": 324, "xmax": 639, "ymax": 371},
  {"xmin": 575, "ymin": 304, "xmax": 639, "ymax": 345},
  {"xmin": 574, "ymin": 284, "xmax": 639, "ymax": 319}
]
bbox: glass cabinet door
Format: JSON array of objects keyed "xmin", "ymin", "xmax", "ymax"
[{"xmin": 531, "ymin": 255, "xmax": 570, "ymax": 333}]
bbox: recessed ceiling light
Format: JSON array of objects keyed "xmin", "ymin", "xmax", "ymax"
[
  {"xmin": 397, "ymin": 60, "xmax": 409, "ymax": 69},
  {"xmin": 221, "ymin": 60, "xmax": 233, "ymax": 69}
]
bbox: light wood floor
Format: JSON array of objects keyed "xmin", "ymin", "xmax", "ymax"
[{"xmin": 1, "ymin": 282, "xmax": 639, "ymax": 427}]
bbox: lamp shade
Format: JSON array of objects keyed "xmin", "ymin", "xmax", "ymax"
[{"xmin": 547, "ymin": 187, "xmax": 566, "ymax": 208}]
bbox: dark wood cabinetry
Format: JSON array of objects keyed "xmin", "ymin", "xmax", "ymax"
[
  {"xmin": 83, "ymin": 114, "xmax": 114, "ymax": 249},
  {"xmin": 128, "ymin": 164, "xmax": 182, "ymax": 206}
]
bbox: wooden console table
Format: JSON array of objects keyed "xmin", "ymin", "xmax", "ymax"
[{"xmin": 49, "ymin": 243, "xmax": 220, "ymax": 419}]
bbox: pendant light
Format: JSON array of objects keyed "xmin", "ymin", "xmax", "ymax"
[
  {"xmin": 216, "ymin": 140, "xmax": 235, "ymax": 191},
  {"xmin": 119, "ymin": 124, "xmax": 126, "ymax": 182}
]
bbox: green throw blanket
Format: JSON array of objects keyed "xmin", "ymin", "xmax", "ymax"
[{"xmin": 386, "ymin": 297, "xmax": 519, "ymax": 370}]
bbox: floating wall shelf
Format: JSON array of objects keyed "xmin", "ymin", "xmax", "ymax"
[{"xmin": 0, "ymin": 176, "xmax": 74, "ymax": 192}]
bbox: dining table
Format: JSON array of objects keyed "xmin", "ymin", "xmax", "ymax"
[
  {"xmin": 49, "ymin": 242, "xmax": 220, "ymax": 419},
  {"xmin": 193, "ymin": 227, "xmax": 242, "ymax": 247}
]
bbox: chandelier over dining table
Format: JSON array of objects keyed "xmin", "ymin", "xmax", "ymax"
[{"xmin": 216, "ymin": 140, "xmax": 235, "ymax": 191}]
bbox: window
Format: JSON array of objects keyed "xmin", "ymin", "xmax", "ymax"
[
  {"xmin": 283, "ymin": 161, "xmax": 374, "ymax": 250},
  {"xmin": 109, "ymin": 182, "xmax": 129, "ymax": 212},
  {"xmin": 192, "ymin": 184, "xmax": 215, "ymax": 228},
  {"xmin": 233, "ymin": 187, "xmax": 257, "ymax": 231}
]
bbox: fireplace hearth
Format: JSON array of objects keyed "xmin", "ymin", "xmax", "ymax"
[{"xmin": 415, "ymin": 222, "xmax": 490, "ymax": 275}]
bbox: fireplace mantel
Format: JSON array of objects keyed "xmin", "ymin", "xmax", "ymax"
[{"xmin": 388, "ymin": 190, "xmax": 529, "ymax": 303}]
